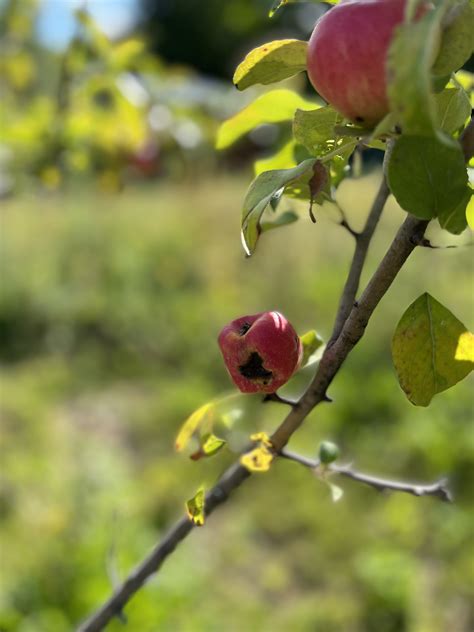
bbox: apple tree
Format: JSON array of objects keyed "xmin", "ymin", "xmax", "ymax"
[{"xmin": 79, "ymin": 0, "xmax": 473, "ymax": 629}]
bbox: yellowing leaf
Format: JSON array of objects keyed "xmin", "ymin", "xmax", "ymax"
[
  {"xmin": 392, "ymin": 293, "xmax": 474, "ymax": 406},
  {"xmin": 466, "ymin": 192, "xmax": 474, "ymax": 229},
  {"xmin": 190, "ymin": 433, "xmax": 227, "ymax": 460},
  {"xmin": 233, "ymin": 40, "xmax": 307, "ymax": 91},
  {"xmin": 249, "ymin": 432, "xmax": 273, "ymax": 447},
  {"xmin": 240, "ymin": 445, "xmax": 274, "ymax": 472},
  {"xmin": 186, "ymin": 487, "xmax": 206, "ymax": 526},
  {"xmin": 175, "ymin": 402, "xmax": 215, "ymax": 452},
  {"xmin": 216, "ymin": 89, "xmax": 316, "ymax": 150},
  {"xmin": 254, "ymin": 139, "xmax": 297, "ymax": 176},
  {"xmin": 455, "ymin": 331, "xmax": 474, "ymax": 362},
  {"xmin": 300, "ymin": 330, "xmax": 325, "ymax": 368}
]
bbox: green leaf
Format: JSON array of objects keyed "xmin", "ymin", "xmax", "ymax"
[
  {"xmin": 392, "ymin": 293, "xmax": 474, "ymax": 406},
  {"xmin": 216, "ymin": 89, "xmax": 316, "ymax": 150},
  {"xmin": 293, "ymin": 105, "xmax": 344, "ymax": 153},
  {"xmin": 241, "ymin": 158, "xmax": 316, "ymax": 255},
  {"xmin": 260, "ymin": 210, "xmax": 299, "ymax": 233},
  {"xmin": 435, "ymin": 86, "xmax": 471, "ymax": 133},
  {"xmin": 269, "ymin": 0, "xmax": 338, "ymax": 17},
  {"xmin": 186, "ymin": 487, "xmax": 206, "ymax": 526},
  {"xmin": 432, "ymin": 0, "xmax": 474, "ymax": 76},
  {"xmin": 190, "ymin": 433, "xmax": 226, "ymax": 461},
  {"xmin": 201, "ymin": 433, "xmax": 226, "ymax": 455},
  {"xmin": 386, "ymin": 135, "xmax": 468, "ymax": 220},
  {"xmin": 437, "ymin": 185, "xmax": 472, "ymax": 233},
  {"xmin": 233, "ymin": 40, "xmax": 308, "ymax": 90},
  {"xmin": 300, "ymin": 330, "xmax": 325, "ymax": 368},
  {"xmin": 387, "ymin": 3, "xmax": 448, "ymax": 135}
]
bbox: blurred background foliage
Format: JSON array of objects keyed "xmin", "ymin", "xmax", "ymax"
[{"xmin": 0, "ymin": 1, "xmax": 473, "ymax": 631}]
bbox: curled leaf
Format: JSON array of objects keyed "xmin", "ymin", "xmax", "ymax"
[
  {"xmin": 175, "ymin": 402, "xmax": 214, "ymax": 452},
  {"xmin": 299, "ymin": 330, "xmax": 325, "ymax": 368},
  {"xmin": 186, "ymin": 487, "xmax": 206, "ymax": 526},
  {"xmin": 240, "ymin": 445, "xmax": 274, "ymax": 472},
  {"xmin": 190, "ymin": 433, "xmax": 227, "ymax": 461}
]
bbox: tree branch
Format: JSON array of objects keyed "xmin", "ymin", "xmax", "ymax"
[
  {"xmin": 280, "ymin": 449, "xmax": 452, "ymax": 502},
  {"xmin": 269, "ymin": 213, "xmax": 428, "ymax": 451},
  {"xmin": 77, "ymin": 119, "xmax": 473, "ymax": 632},
  {"xmin": 77, "ymin": 462, "xmax": 251, "ymax": 632},
  {"xmin": 77, "ymin": 181, "xmax": 429, "ymax": 631},
  {"xmin": 330, "ymin": 177, "xmax": 390, "ymax": 343}
]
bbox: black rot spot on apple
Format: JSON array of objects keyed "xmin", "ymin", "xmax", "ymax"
[{"xmin": 239, "ymin": 352, "xmax": 273, "ymax": 382}]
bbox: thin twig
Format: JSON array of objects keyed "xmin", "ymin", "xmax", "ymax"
[
  {"xmin": 340, "ymin": 217, "xmax": 359, "ymax": 238},
  {"xmin": 77, "ymin": 463, "xmax": 251, "ymax": 632},
  {"xmin": 280, "ymin": 449, "xmax": 452, "ymax": 502},
  {"xmin": 330, "ymin": 176, "xmax": 391, "ymax": 344},
  {"xmin": 269, "ymin": 213, "xmax": 428, "ymax": 451},
  {"xmin": 330, "ymin": 199, "xmax": 359, "ymax": 238}
]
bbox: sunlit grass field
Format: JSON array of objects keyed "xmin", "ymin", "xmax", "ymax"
[{"xmin": 1, "ymin": 173, "xmax": 473, "ymax": 631}]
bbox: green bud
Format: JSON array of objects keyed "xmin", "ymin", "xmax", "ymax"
[{"xmin": 319, "ymin": 440, "xmax": 340, "ymax": 465}]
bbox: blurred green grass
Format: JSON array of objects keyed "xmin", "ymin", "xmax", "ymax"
[{"xmin": 0, "ymin": 172, "xmax": 473, "ymax": 631}]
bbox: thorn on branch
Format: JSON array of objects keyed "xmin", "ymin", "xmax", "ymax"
[
  {"xmin": 340, "ymin": 218, "xmax": 360, "ymax": 239},
  {"xmin": 410, "ymin": 234, "xmax": 433, "ymax": 248},
  {"xmin": 332, "ymin": 200, "xmax": 359, "ymax": 238},
  {"xmin": 263, "ymin": 393, "xmax": 297, "ymax": 407}
]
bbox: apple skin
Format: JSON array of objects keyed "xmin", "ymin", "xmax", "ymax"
[
  {"xmin": 218, "ymin": 311, "xmax": 303, "ymax": 393},
  {"xmin": 307, "ymin": 0, "xmax": 424, "ymax": 126}
]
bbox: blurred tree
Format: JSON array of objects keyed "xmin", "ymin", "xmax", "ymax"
[{"xmin": 138, "ymin": 0, "xmax": 325, "ymax": 79}]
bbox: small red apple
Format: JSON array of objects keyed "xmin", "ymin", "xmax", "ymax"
[
  {"xmin": 306, "ymin": 0, "xmax": 428, "ymax": 126},
  {"xmin": 218, "ymin": 311, "xmax": 303, "ymax": 393}
]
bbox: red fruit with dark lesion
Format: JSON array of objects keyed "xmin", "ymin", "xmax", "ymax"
[
  {"xmin": 218, "ymin": 311, "xmax": 303, "ymax": 393},
  {"xmin": 306, "ymin": 0, "xmax": 430, "ymax": 126}
]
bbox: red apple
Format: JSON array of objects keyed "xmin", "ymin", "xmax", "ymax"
[
  {"xmin": 218, "ymin": 311, "xmax": 303, "ymax": 393},
  {"xmin": 306, "ymin": 0, "xmax": 427, "ymax": 126}
]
